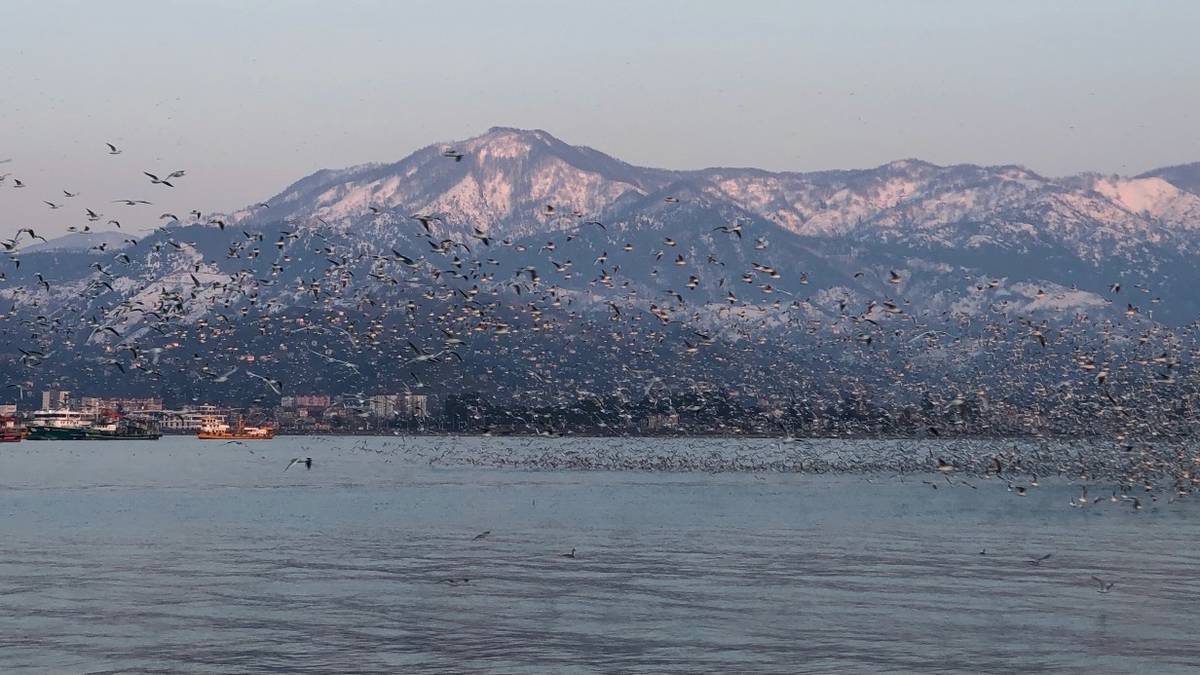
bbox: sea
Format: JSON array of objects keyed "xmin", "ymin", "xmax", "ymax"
[{"xmin": 1, "ymin": 436, "xmax": 1197, "ymax": 674}]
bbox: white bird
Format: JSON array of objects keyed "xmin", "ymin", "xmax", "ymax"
[
  {"xmin": 208, "ymin": 366, "xmax": 239, "ymax": 383},
  {"xmin": 246, "ymin": 369, "xmax": 282, "ymax": 394}
]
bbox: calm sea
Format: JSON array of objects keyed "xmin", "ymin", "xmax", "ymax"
[{"xmin": 1, "ymin": 436, "xmax": 1196, "ymax": 673}]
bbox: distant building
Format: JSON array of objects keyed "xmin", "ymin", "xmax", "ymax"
[
  {"xmin": 289, "ymin": 395, "xmax": 332, "ymax": 409},
  {"xmin": 147, "ymin": 405, "xmax": 220, "ymax": 433},
  {"xmin": 80, "ymin": 397, "xmax": 163, "ymax": 414},
  {"xmin": 399, "ymin": 393, "xmax": 429, "ymax": 418},
  {"xmin": 642, "ymin": 413, "xmax": 679, "ymax": 432},
  {"xmin": 367, "ymin": 393, "xmax": 429, "ymax": 419},
  {"xmin": 369, "ymin": 395, "xmax": 397, "ymax": 418},
  {"xmin": 41, "ymin": 390, "xmax": 70, "ymax": 410},
  {"xmin": 0, "ymin": 404, "xmax": 16, "ymax": 416}
]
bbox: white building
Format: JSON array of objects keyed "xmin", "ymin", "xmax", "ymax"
[
  {"xmin": 150, "ymin": 405, "xmax": 222, "ymax": 432},
  {"xmin": 365, "ymin": 394, "xmax": 429, "ymax": 419},
  {"xmin": 368, "ymin": 395, "xmax": 397, "ymax": 418},
  {"xmin": 41, "ymin": 390, "xmax": 70, "ymax": 410},
  {"xmin": 399, "ymin": 393, "xmax": 429, "ymax": 418}
]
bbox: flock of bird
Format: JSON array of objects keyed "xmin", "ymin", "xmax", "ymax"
[{"xmin": 1, "ymin": 140, "xmax": 1199, "ymax": 510}]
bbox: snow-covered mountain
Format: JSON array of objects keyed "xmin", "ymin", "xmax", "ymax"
[
  {"xmin": 230, "ymin": 127, "xmax": 1200, "ymax": 260},
  {"xmin": 2, "ymin": 127, "xmax": 1197, "ymax": 403},
  {"xmin": 214, "ymin": 126, "xmax": 1200, "ymax": 320}
]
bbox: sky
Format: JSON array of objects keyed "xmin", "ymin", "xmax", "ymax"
[{"xmin": 2, "ymin": 0, "xmax": 1199, "ymax": 238}]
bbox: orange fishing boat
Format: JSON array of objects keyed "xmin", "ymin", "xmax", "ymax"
[{"xmin": 196, "ymin": 416, "xmax": 275, "ymax": 440}]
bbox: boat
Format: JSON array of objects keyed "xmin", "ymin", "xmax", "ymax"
[
  {"xmin": 0, "ymin": 416, "xmax": 23, "ymax": 442},
  {"xmin": 25, "ymin": 410, "xmax": 161, "ymax": 441},
  {"xmin": 23, "ymin": 409, "xmax": 94, "ymax": 440},
  {"xmin": 196, "ymin": 416, "xmax": 275, "ymax": 440}
]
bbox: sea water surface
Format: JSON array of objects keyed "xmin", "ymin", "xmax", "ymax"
[{"xmin": 0, "ymin": 436, "xmax": 1197, "ymax": 673}]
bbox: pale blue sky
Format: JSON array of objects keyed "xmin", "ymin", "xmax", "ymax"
[{"xmin": 2, "ymin": 0, "xmax": 1199, "ymax": 237}]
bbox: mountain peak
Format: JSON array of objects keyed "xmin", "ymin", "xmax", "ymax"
[
  {"xmin": 454, "ymin": 126, "xmax": 563, "ymax": 161},
  {"xmin": 483, "ymin": 125, "xmax": 556, "ymax": 140}
]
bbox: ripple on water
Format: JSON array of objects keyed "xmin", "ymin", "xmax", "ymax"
[{"xmin": 0, "ymin": 437, "xmax": 1198, "ymax": 673}]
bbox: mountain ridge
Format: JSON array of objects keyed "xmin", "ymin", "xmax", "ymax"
[
  {"xmin": 3, "ymin": 127, "xmax": 1199, "ymax": 406},
  {"xmin": 224, "ymin": 127, "xmax": 1200, "ymax": 250}
]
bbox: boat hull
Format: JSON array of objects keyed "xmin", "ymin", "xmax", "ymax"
[
  {"xmin": 197, "ymin": 430, "xmax": 275, "ymax": 440},
  {"xmin": 26, "ymin": 427, "xmax": 161, "ymax": 441}
]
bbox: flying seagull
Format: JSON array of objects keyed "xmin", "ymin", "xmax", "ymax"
[
  {"xmin": 246, "ymin": 369, "xmax": 283, "ymax": 395},
  {"xmin": 285, "ymin": 457, "xmax": 313, "ymax": 471}
]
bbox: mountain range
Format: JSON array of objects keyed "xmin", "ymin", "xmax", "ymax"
[{"xmin": 2, "ymin": 127, "xmax": 1198, "ymax": 408}]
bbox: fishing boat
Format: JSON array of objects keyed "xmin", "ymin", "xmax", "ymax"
[
  {"xmin": 23, "ymin": 409, "xmax": 94, "ymax": 440},
  {"xmin": 196, "ymin": 416, "xmax": 275, "ymax": 440},
  {"xmin": 25, "ymin": 410, "xmax": 161, "ymax": 441},
  {"xmin": 0, "ymin": 415, "xmax": 23, "ymax": 442}
]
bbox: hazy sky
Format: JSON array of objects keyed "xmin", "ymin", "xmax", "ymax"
[{"xmin": 3, "ymin": 0, "xmax": 1199, "ymax": 238}]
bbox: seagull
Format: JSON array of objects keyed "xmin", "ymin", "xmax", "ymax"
[
  {"xmin": 713, "ymin": 222, "xmax": 743, "ymax": 238},
  {"xmin": 246, "ymin": 370, "xmax": 283, "ymax": 395},
  {"xmin": 1091, "ymin": 576, "xmax": 1116, "ymax": 594},
  {"xmin": 143, "ymin": 171, "xmax": 174, "ymax": 187},
  {"xmin": 1027, "ymin": 553, "xmax": 1053, "ymax": 566},
  {"xmin": 207, "ymin": 366, "xmax": 239, "ymax": 383},
  {"xmin": 17, "ymin": 228, "xmax": 46, "ymax": 242},
  {"xmin": 285, "ymin": 457, "xmax": 313, "ymax": 471},
  {"xmin": 471, "ymin": 530, "xmax": 491, "ymax": 541},
  {"xmin": 106, "ymin": 143, "xmax": 122, "ymax": 155}
]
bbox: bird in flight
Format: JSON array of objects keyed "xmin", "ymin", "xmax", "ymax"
[
  {"xmin": 285, "ymin": 457, "xmax": 313, "ymax": 471},
  {"xmin": 246, "ymin": 369, "xmax": 283, "ymax": 395},
  {"xmin": 143, "ymin": 171, "xmax": 176, "ymax": 187},
  {"xmin": 206, "ymin": 366, "xmax": 239, "ymax": 383},
  {"xmin": 106, "ymin": 143, "xmax": 122, "ymax": 155},
  {"xmin": 142, "ymin": 170, "xmax": 180, "ymax": 186}
]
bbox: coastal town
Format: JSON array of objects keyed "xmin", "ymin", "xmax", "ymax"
[
  {"xmin": 0, "ymin": 385, "xmax": 1171, "ymax": 441},
  {"xmin": 0, "ymin": 390, "xmax": 434, "ymax": 441}
]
